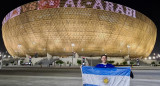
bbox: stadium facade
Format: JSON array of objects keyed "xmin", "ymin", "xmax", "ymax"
[{"xmin": 2, "ymin": 0, "xmax": 157, "ymax": 58}]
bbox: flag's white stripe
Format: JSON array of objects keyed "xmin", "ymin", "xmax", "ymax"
[{"xmin": 82, "ymin": 74, "xmax": 130, "ymax": 86}]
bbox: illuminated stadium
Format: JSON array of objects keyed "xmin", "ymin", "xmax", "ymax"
[{"xmin": 2, "ymin": 0, "xmax": 157, "ymax": 58}]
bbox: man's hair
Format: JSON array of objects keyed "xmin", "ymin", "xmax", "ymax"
[{"xmin": 101, "ymin": 55, "xmax": 107, "ymax": 58}]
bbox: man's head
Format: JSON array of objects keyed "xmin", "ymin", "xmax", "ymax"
[{"xmin": 101, "ymin": 55, "xmax": 107, "ymax": 63}]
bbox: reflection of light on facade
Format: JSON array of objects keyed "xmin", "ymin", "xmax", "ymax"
[
  {"xmin": 18, "ymin": 44, "xmax": 22, "ymax": 48},
  {"xmin": 71, "ymin": 43, "xmax": 75, "ymax": 47},
  {"xmin": 32, "ymin": 42, "xmax": 36, "ymax": 45},
  {"xmin": 148, "ymin": 53, "xmax": 160, "ymax": 60},
  {"xmin": 148, "ymin": 57, "xmax": 151, "ymax": 60},
  {"xmin": 0, "ymin": 51, "xmax": 12, "ymax": 59},
  {"xmin": 153, "ymin": 53, "xmax": 156, "ymax": 55},
  {"xmin": 81, "ymin": 48, "xmax": 84, "ymax": 51},
  {"xmin": 153, "ymin": 56, "xmax": 156, "ymax": 59},
  {"xmin": 156, "ymin": 56, "xmax": 158, "ymax": 58}
]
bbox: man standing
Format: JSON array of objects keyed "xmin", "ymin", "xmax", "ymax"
[
  {"xmin": 95, "ymin": 55, "xmax": 114, "ymax": 68},
  {"xmin": 95, "ymin": 54, "xmax": 134, "ymax": 79}
]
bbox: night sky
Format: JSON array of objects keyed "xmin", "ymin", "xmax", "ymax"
[{"xmin": 0, "ymin": 0, "xmax": 160, "ymax": 55}]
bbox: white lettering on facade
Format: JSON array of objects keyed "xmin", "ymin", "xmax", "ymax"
[
  {"xmin": 104, "ymin": 1, "xmax": 114, "ymax": 12},
  {"xmin": 3, "ymin": 0, "xmax": 137, "ymax": 25},
  {"xmin": 93, "ymin": 0, "xmax": 104, "ymax": 10},
  {"xmin": 126, "ymin": 7, "xmax": 133, "ymax": 17},
  {"xmin": 132, "ymin": 9, "xmax": 136, "ymax": 18},
  {"xmin": 77, "ymin": 0, "xmax": 85, "ymax": 8},
  {"xmin": 115, "ymin": 4, "xmax": 125, "ymax": 14},
  {"xmin": 64, "ymin": 0, "xmax": 75, "ymax": 7}
]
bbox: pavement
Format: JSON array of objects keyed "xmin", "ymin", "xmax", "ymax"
[{"xmin": 0, "ymin": 66, "xmax": 160, "ymax": 86}]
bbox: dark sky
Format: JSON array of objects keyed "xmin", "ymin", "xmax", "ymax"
[{"xmin": 0, "ymin": 0, "xmax": 160, "ymax": 55}]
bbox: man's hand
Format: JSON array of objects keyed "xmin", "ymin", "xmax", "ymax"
[{"xmin": 80, "ymin": 65, "xmax": 82, "ymax": 69}]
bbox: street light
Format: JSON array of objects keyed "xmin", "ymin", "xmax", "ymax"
[
  {"xmin": 71, "ymin": 43, "xmax": 75, "ymax": 52},
  {"xmin": 127, "ymin": 45, "xmax": 130, "ymax": 65},
  {"xmin": 18, "ymin": 44, "xmax": 22, "ymax": 57},
  {"xmin": 43, "ymin": 48, "xmax": 46, "ymax": 56},
  {"xmin": 153, "ymin": 56, "xmax": 156, "ymax": 59},
  {"xmin": 127, "ymin": 45, "xmax": 130, "ymax": 57},
  {"xmin": 120, "ymin": 50, "xmax": 122, "ymax": 57},
  {"xmin": 81, "ymin": 48, "xmax": 84, "ymax": 59},
  {"xmin": 71, "ymin": 43, "xmax": 75, "ymax": 66}
]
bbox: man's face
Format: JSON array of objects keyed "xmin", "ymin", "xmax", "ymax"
[{"xmin": 101, "ymin": 56, "xmax": 107, "ymax": 63}]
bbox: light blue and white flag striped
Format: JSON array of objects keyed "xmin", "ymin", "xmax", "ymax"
[{"xmin": 81, "ymin": 66, "xmax": 131, "ymax": 86}]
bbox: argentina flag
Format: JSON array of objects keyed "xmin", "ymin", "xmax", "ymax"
[{"xmin": 81, "ymin": 66, "xmax": 131, "ymax": 86}]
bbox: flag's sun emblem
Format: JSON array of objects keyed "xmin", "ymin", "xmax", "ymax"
[{"xmin": 103, "ymin": 78, "xmax": 109, "ymax": 84}]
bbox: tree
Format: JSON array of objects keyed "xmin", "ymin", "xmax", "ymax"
[
  {"xmin": 151, "ymin": 61, "xmax": 155, "ymax": 64},
  {"xmin": 10, "ymin": 61, "xmax": 14, "ymax": 65},
  {"xmin": 130, "ymin": 62, "xmax": 134, "ymax": 67},
  {"xmin": 67, "ymin": 61, "xmax": 69, "ymax": 64},
  {"xmin": 116, "ymin": 62, "xmax": 119, "ymax": 66},
  {"xmin": 130, "ymin": 62, "xmax": 134, "ymax": 65},
  {"xmin": 123, "ymin": 61, "xmax": 127, "ymax": 65},
  {"xmin": 5, "ymin": 63, "xmax": 8, "ymax": 66},
  {"xmin": 77, "ymin": 59, "xmax": 81, "ymax": 65},
  {"xmin": 56, "ymin": 60, "xmax": 64, "ymax": 67},
  {"xmin": 107, "ymin": 61, "xmax": 115, "ymax": 64},
  {"xmin": 20, "ymin": 60, "xmax": 23, "ymax": 65},
  {"xmin": 151, "ymin": 61, "xmax": 155, "ymax": 66}
]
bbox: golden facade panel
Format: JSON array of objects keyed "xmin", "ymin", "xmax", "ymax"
[{"xmin": 2, "ymin": 0, "xmax": 157, "ymax": 58}]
